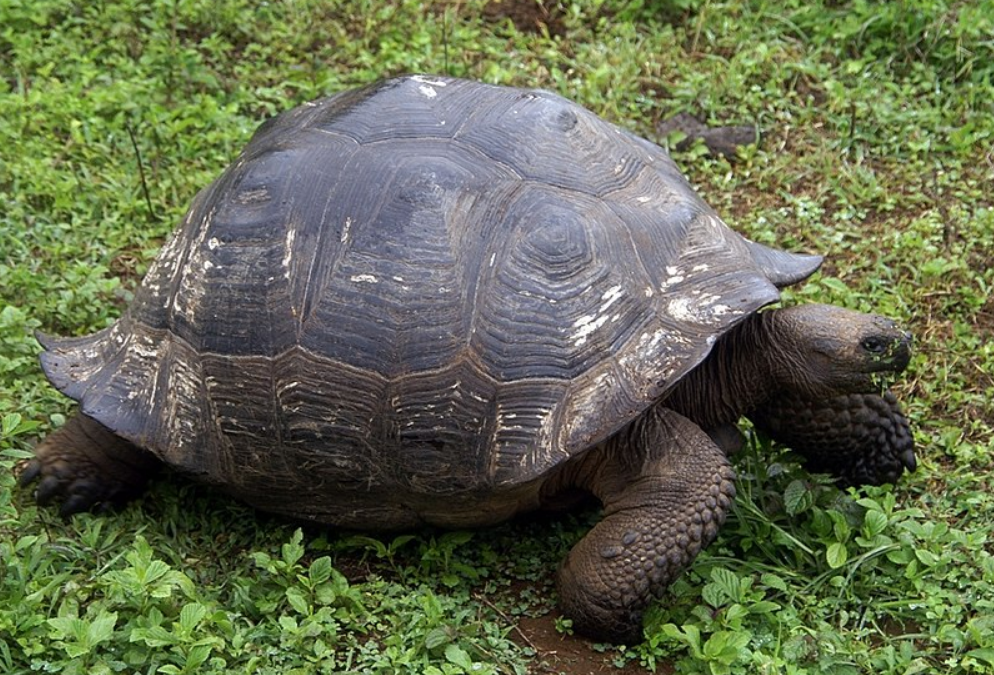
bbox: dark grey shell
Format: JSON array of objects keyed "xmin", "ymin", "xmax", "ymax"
[{"xmin": 39, "ymin": 75, "xmax": 820, "ymax": 514}]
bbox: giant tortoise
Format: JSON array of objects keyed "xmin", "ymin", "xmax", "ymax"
[{"xmin": 22, "ymin": 75, "xmax": 915, "ymax": 643}]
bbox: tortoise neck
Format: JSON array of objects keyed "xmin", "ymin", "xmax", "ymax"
[{"xmin": 665, "ymin": 311, "xmax": 786, "ymax": 429}]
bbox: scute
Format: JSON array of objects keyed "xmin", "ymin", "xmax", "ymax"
[{"xmin": 38, "ymin": 75, "xmax": 820, "ymax": 506}]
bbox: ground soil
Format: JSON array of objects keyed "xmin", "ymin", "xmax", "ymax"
[
  {"xmin": 512, "ymin": 612, "xmax": 664, "ymax": 675},
  {"xmin": 333, "ymin": 550, "xmax": 660, "ymax": 673},
  {"xmin": 482, "ymin": 0, "xmax": 567, "ymax": 37}
]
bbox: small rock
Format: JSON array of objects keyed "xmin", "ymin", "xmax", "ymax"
[{"xmin": 656, "ymin": 112, "xmax": 759, "ymax": 158}]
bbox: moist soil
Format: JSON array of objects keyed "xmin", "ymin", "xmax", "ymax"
[{"xmin": 513, "ymin": 611, "xmax": 664, "ymax": 674}]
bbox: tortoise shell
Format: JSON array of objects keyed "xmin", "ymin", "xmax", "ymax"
[{"xmin": 39, "ymin": 75, "xmax": 820, "ymax": 517}]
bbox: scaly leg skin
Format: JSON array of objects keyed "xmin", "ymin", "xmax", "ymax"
[
  {"xmin": 749, "ymin": 390, "xmax": 916, "ymax": 487},
  {"xmin": 555, "ymin": 407, "xmax": 736, "ymax": 644},
  {"xmin": 19, "ymin": 413, "xmax": 160, "ymax": 517}
]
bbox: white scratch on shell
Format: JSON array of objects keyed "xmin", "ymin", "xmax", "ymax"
[
  {"xmin": 668, "ymin": 297, "xmax": 696, "ymax": 322},
  {"xmin": 667, "ymin": 294, "xmax": 734, "ymax": 324},
  {"xmin": 563, "ymin": 371, "xmax": 616, "ymax": 440},
  {"xmin": 707, "ymin": 302, "xmax": 733, "ymax": 318},
  {"xmin": 600, "ymin": 285, "xmax": 624, "ymax": 311},
  {"xmin": 282, "ymin": 228, "xmax": 295, "ymax": 276},
  {"xmin": 411, "ymin": 75, "xmax": 449, "ymax": 87},
  {"xmin": 573, "ymin": 313, "xmax": 610, "ymax": 346},
  {"xmin": 659, "ymin": 266, "xmax": 686, "ymax": 293},
  {"xmin": 351, "ymin": 274, "xmax": 378, "ymax": 284},
  {"xmin": 341, "ymin": 217, "xmax": 353, "ymax": 243}
]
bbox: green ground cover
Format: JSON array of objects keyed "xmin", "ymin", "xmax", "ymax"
[{"xmin": 2, "ymin": 1, "xmax": 992, "ymax": 673}]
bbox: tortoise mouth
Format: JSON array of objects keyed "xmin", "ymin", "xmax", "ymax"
[
  {"xmin": 853, "ymin": 339, "xmax": 912, "ymax": 395},
  {"xmin": 862, "ymin": 328, "xmax": 913, "ymax": 374},
  {"xmin": 874, "ymin": 339, "xmax": 912, "ymax": 372}
]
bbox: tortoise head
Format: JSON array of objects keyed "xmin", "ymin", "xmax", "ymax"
[
  {"xmin": 750, "ymin": 304, "xmax": 916, "ymax": 486},
  {"xmin": 768, "ymin": 304, "xmax": 912, "ymax": 398}
]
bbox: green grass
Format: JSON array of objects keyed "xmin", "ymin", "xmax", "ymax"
[{"xmin": 2, "ymin": 0, "xmax": 993, "ymax": 673}]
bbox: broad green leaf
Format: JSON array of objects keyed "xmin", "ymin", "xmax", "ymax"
[
  {"xmin": 179, "ymin": 603, "xmax": 207, "ymax": 633},
  {"xmin": 86, "ymin": 612, "xmax": 117, "ymax": 647},
  {"xmin": 827, "ymin": 542, "xmax": 848, "ymax": 569},
  {"xmin": 702, "ymin": 581, "xmax": 725, "ymax": 609},
  {"xmin": 286, "ymin": 587, "xmax": 310, "ymax": 615},
  {"xmin": 140, "ymin": 560, "xmax": 172, "ymax": 585},
  {"xmin": 966, "ymin": 648, "xmax": 994, "ymax": 666},
  {"xmin": 282, "ymin": 529, "xmax": 305, "ymax": 567},
  {"xmin": 425, "ymin": 627, "xmax": 451, "ymax": 650},
  {"xmin": 388, "ymin": 534, "xmax": 416, "ymax": 553},
  {"xmin": 863, "ymin": 510, "xmax": 889, "ymax": 537},
  {"xmin": 759, "ymin": 573, "xmax": 788, "ymax": 593},
  {"xmin": 130, "ymin": 625, "xmax": 176, "ymax": 648},
  {"xmin": 725, "ymin": 603, "xmax": 749, "ymax": 622},
  {"xmin": 439, "ymin": 531, "xmax": 474, "ymax": 547},
  {"xmin": 749, "ymin": 601, "xmax": 781, "ymax": 615},
  {"xmin": 709, "ymin": 567, "xmax": 742, "ymax": 603},
  {"xmin": 1, "ymin": 413, "xmax": 22, "ymax": 436},
  {"xmin": 784, "ymin": 480, "xmax": 811, "ymax": 516},
  {"xmin": 184, "ymin": 644, "xmax": 212, "ymax": 670},
  {"xmin": 444, "ymin": 643, "xmax": 473, "ymax": 670},
  {"xmin": 309, "ymin": 556, "xmax": 333, "ymax": 586},
  {"xmin": 703, "ymin": 630, "xmax": 750, "ymax": 664},
  {"xmin": 47, "ymin": 616, "xmax": 86, "ymax": 641},
  {"xmin": 662, "ymin": 623, "xmax": 704, "ymax": 658}
]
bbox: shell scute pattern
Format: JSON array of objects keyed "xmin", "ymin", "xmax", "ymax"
[{"xmin": 40, "ymin": 76, "xmax": 788, "ymax": 498}]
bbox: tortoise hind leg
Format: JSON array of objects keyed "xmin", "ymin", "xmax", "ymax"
[
  {"xmin": 554, "ymin": 407, "xmax": 735, "ymax": 643},
  {"xmin": 19, "ymin": 413, "xmax": 160, "ymax": 516}
]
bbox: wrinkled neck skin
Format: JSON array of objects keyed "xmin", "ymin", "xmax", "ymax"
[{"xmin": 665, "ymin": 310, "xmax": 791, "ymax": 431}]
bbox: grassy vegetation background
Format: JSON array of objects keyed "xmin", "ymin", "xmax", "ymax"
[{"xmin": 1, "ymin": 0, "xmax": 992, "ymax": 673}]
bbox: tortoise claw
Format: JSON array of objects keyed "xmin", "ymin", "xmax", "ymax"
[
  {"xmin": 17, "ymin": 459, "xmax": 42, "ymax": 487},
  {"xmin": 60, "ymin": 493, "xmax": 100, "ymax": 518},
  {"xmin": 901, "ymin": 447, "xmax": 917, "ymax": 473},
  {"xmin": 34, "ymin": 475, "xmax": 66, "ymax": 506}
]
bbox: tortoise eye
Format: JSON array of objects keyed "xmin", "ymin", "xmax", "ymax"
[{"xmin": 861, "ymin": 336, "xmax": 887, "ymax": 354}]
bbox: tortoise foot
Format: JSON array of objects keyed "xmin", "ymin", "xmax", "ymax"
[
  {"xmin": 556, "ymin": 408, "xmax": 735, "ymax": 643},
  {"xmin": 751, "ymin": 390, "xmax": 915, "ymax": 487},
  {"xmin": 20, "ymin": 414, "xmax": 159, "ymax": 517}
]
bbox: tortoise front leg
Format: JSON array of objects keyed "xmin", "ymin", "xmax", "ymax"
[
  {"xmin": 749, "ymin": 390, "xmax": 916, "ymax": 487},
  {"xmin": 20, "ymin": 413, "xmax": 160, "ymax": 516},
  {"xmin": 555, "ymin": 407, "xmax": 735, "ymax": 643}
]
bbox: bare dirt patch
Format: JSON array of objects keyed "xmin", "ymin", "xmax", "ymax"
[
  {"xmin": 512, "ymin": 612, "xmax": 660, "ymax": 675},
  {"xmin": 482, "ymin": 0, "xmax": 566, "ymax": 37}
]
